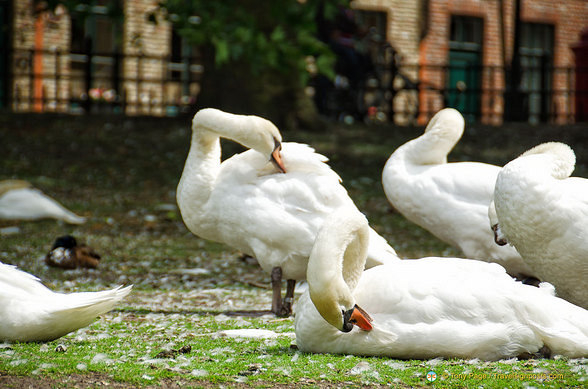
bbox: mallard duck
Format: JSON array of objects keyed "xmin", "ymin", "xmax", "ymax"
[{"xmin": 45, "ymin": 235, "xmax": 101, "ymax": 269}]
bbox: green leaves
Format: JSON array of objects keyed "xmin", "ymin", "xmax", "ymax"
[{"xmin": 155, "ymin": 0, "xmax": 344, "ymax": 79}]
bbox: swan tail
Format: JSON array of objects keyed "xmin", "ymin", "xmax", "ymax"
[
  {"xmin": 365, "ymin": 228, "xmax": 400, "ymax": 268},
  {"xmin": 30, "ymin": 190, "xmax": 87, "ymax": 224},
  {"xmin": 6, "ymin": 285, "xmax": 132, "ymax": 342},
  {"xmin": 522, "ymin": 290, "xmax": 588, "ymax": 357}
]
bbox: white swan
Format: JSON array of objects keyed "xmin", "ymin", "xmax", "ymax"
[
  {"xmin": 382, "ymin": 108, "xmax": 533, "ymax": 278},
  {"xmin": 0, "ymin": 180, "xmax": 86, "ymax": 224},
  {"xmin": 493, "ymin": 142, "xmax": 588, "ymax": 309},
  {"xmin": 295, "ymin": 207, "xmax": 588, "ymax": 360},
  {"xmin": 177, "ymin": 108, "xmax": 399, "ymax": 315},
  {"xmin": 0, "ymin": 262, "xmax": 132, "ymax": 342}
]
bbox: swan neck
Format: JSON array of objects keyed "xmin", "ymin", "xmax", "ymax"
[
  {"xmin": 307, "ymin": 211, "xmax": 370, "ymax": 326},
  {"xmin": 403, "ymin": 129, "xmax": 459, "ymax": 165},
  {"xmin": 177, "ymin": 128, "xmax": 220, "ymax": 213}
]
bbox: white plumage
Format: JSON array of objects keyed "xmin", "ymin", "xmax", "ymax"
[
  {"xmin": 382, "ymin": 108, "xmax": 533, "ymax": 278},
  {"xmin": 176, "ymin": 108, "xmax": 398, "ymax": 314},
  {"xmin": 0, "ymin": 180, "xmax": 86, "ymax": 224},
  {"xmin": 493, "ymin": 142, "xmax": 588, "ymax": 309},
  {"xmin": 0, "ymin": 262, "xmax": 132, "ymax": 342},
  {"xmin": 295, "ymin": 208, "xmax": 588, "ymax": 360}
]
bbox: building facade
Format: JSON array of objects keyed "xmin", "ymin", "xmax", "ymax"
[
  {"xmin": 1, "ymin": 0, "xmax": 586, "ymax": 123},
  {"xmin": 352, "ymin": 0, "xmax": 588, "ymax": 124},
  {"xmin": 2, "ymin": 0, "xmax": 201, "ymax": 116}
]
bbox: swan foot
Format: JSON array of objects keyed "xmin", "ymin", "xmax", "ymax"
[
  {"xmin": 517, "ymin": 345, "xmax": 552, "ymax": 360},
  {"xmin": 270, "ymin": 267, "xmax": 295, "ymax": 317},
  {"xmin": 281, "ymin": 279, "xmax": 296, "ymax": 317},
  {"xmin": 520, "ymin": 277, "xmax": 542, "ymax": 287},
  {"xmin": 238, "ymin": 253, "xmax": 259, "ymax": 266}
]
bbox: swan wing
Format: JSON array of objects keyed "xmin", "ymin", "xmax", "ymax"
[
  {"xmin": 206, "ymin": 143, "xmax": 356, "ymax": 278},
  {"xmin": 384, "ymin": 159, "xmax": 526, "ymax": 267}
]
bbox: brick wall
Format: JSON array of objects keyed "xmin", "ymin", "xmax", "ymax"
[
  {"xmin": 420, "ymin": 0, "xmax": 588, "ymax": 124},
  {"xmin": 10, "ymin": 0, "xmax": 174, "ymax": 115},
  {"xmin": 352, "ymin": 0, "xmax": 426, "ymax": 124},
  {"xmin": 122, "ymin": 0, "xmax": 171, "ymax": 115},
  {"xmin": 12, "ymin": 1, "xmax": 70, "ymax": 112}
]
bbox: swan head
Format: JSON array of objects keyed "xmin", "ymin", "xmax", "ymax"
[
  {"xmin": 488, "ymin": 200, "xmax": 508, "ymax": 246},
  {"xmin": 191, "ymin": 108, "xmax": 286, "ymax": 173},
  {"xmin": 307, "ymin": 208, "xmax": 374, "ymax": 332},
  {"xmin": 240, "ymin": 118, "xmax": 286, "ymax": 173}
]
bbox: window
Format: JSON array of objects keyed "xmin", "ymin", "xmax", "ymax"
[{"xmin": 519, "ymin": 23, "xmax": 554, "ymax": 123}]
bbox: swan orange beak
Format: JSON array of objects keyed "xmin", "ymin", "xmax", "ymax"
[
  {"xmin": 347, "ymin": 304, "xmax": 373, "ymax": 331},
  {"xmin": 271, "ymin": 140, "xmax": 287, "ymax": 173}
]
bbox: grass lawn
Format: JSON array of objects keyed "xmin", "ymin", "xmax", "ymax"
[{"xmin": 0, "ymin": 113, "xmax": 586, "ymax": 388}]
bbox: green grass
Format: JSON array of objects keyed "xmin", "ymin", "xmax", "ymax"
[{"xmin": 0, "ymin": 113, "xmax": 587, "ymax": 388}]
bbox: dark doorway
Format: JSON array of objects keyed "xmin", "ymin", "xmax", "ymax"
[{"xmin": 447, "ymin": 15, "xmax": 483, "ymax": 122}]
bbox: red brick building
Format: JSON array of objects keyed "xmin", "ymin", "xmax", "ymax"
[{"xmin": 418, "ymin": 0, "xmax": 587, "ymax": 124}]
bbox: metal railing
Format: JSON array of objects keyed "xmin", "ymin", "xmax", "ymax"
[
  {"xmin": 9, "ymin": 47, "xmax": 202, "ymax": 116},
  {"xmin": 4, "ymin": 47, "xmax": 587, "ymax": 124}
]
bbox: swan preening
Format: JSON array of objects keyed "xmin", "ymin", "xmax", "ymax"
[
  {"xmin": 382, "ymin": 108, "xmax": 533, "ymax": 278},
  {"xmin": 0, "ymin": 180, "xmax": 86, "ymax": 225},
  {"xmin": 0, "ymin": 262, "xmax": 132, "ymax": 342},
  {"xmin": 295, "ymin": 208, "xmax": 588, "ymax": 360},
  {"xmin": 493, "ymin": 142, "xmax": 588, "ymax": 309},
  {"xmin": 177, "ymin": 108, "xmax": 399, "ymax": 316}
]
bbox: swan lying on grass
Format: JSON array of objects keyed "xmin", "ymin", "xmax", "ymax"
[
  {"xmin": 295, "ymin": 207, "xmax": 588, "ymax": 360},
  {"xmin": 0, "ymin": 179, "xmax": 86, "ymax": 224}
]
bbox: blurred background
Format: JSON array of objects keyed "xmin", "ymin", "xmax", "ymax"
[{"xmin": 0, "ymin": 0, "xmax": 586, "ymax": 129}]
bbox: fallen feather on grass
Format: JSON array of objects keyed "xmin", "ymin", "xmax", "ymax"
[
  {"xmin": 215, "ymin": 329, "xmax": 295, "ymax": 339},
  {"xmin": 170, "ymin": 268, "xmax": 211, "ymax": 276}
]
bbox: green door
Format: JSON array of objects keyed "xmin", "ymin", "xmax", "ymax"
[
  {"xmin": 448, "ymin": 50, "xmax": 481, "ymax": 122},
  {"xmin": 447, "ymin": 16, "xmax": 483, "ymax": 122}
]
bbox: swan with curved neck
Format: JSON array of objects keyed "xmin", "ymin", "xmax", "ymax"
[
  {"xmin": 295, "ymin": 207, "xmax": 588, "ymax": 360},
  {"xmin": 382, "ymin": 108, "xmax": 534, "ymax": 279},
  {"xmin": 177, "ymin": 108, "xmax": 399, "ymax": 316},
  {"xmin": 493, "ymin": 142, "xmax": 588, "ymax": 309}
]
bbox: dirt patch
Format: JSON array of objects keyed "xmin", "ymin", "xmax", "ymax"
[{"xmin": 0, "ymin": 373, "xmax": 414, "ymax": 388}]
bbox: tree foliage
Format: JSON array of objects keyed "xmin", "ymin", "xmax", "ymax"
[{"xmin": 153, "ymin": 0, "xmax": 343, "ymax": 85}]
